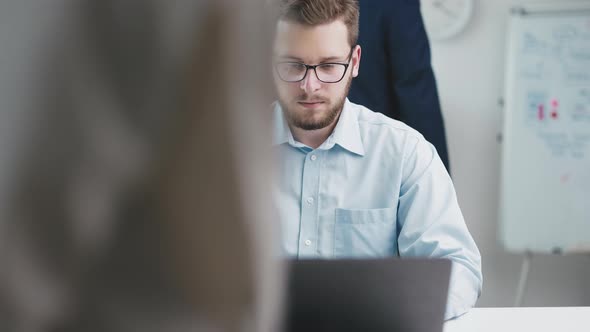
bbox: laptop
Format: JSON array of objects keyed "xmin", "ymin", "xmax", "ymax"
[{"xmin": 286, "ymin": 258, "xmax": 451, "ymax": 332}]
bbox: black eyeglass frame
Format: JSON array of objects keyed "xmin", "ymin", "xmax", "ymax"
[{"xmin": 274, "ymin": 46, "xmax": 356, "ymax": 83}]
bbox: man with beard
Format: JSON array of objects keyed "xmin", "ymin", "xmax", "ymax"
[{"xmin": 272, "ymin": 0, "xmax": 482, "ymax": 320}]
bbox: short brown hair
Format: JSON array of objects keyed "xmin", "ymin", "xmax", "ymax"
[{"xmin": 278, "ymin": 0, "xmax": 359, "ymax": 47}]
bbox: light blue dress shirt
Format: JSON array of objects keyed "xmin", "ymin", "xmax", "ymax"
[{"xmin": 273, "ymin": 99, "xmax": 482, "ymax": 319}]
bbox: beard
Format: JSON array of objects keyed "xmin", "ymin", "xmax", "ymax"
[{"xmin": 279, "ymin": 74, "xmax": 352, "ymax": 131}]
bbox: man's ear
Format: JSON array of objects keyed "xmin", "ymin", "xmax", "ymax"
[{"xmin": 352, "ymin": 45, "xmax": 361, "ymax": 78}]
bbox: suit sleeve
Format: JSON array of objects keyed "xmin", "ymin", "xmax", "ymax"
[{"xmin": 383, "ymin": 0, "xmax": 451, "ymax": 172}]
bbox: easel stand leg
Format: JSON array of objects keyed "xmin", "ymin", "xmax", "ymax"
[{"xmin": 514, "ymin": 251, "xmax": 533, "ymax": 307}]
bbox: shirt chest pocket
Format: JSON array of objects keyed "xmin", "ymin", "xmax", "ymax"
[{"xmin": 333, "ymin": 207, "xmax": 398, "ymax": 258}]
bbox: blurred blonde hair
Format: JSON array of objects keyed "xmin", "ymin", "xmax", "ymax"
[{"xmin": 0, "ymin": 1, "xmax": 281, "ymax": 331}]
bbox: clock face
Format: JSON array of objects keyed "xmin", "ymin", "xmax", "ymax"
[{"xmin": 421, "ymin": 0, "xmax": 474, "ymax": 41}]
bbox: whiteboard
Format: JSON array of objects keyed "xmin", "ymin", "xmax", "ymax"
[{"xmin": 499, "ymin": 4, "xmax": 590, "ymax": 253}]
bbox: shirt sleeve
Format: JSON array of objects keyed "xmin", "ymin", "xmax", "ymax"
[{"xmin": 396, "ymin": 134, "xmax": 482, "ymax": 320}]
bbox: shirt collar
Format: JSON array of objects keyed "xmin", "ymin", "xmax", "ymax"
[
  {"xmin": 272, "ymin": 99, "xmax": 365, "ymax": 156},
  {"xmin": 330, "ymin": 99, "xmax": 365, "ymax": 156},
  {"xmin": 272, "ymin": 102, "xmax": 296, "ymax": 146}
]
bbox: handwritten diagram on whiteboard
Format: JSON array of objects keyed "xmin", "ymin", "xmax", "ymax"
[{"xmin": 500, "ymin": 11, "xmax": 590, "ymax": 253}]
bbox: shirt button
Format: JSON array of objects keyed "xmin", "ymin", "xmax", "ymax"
[
  {"xmin": 306, "ymin": 197, "xmax": 314, "ymax": 204},
  {"xmin": 304, "ymin": 239, "xmax": 312, "ymax": 246},
  {"xmin": 310, "ymin": 154, "xmax": 317, "ymax": 161}
]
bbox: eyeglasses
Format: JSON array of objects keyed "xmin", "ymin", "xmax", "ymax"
[{"xmin": 274, "ymin": 47, "xmax": 355, "ymax": 83}]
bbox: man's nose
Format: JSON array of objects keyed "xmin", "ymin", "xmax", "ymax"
[{"xmin": 300, "ymin": 68, "xmax": 322, "ymax": 93}]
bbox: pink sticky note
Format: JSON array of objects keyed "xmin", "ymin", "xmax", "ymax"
[
  {"xmin": 560, "ymin": 173, "xmax": 570, "ymax": 184},
  {"xmin": 538, "ymin": 104, "xmax": 545, "ymax": 120}
]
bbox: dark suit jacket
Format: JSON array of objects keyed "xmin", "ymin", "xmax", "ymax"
[{"xmin": 349, "ymin": 0, "xmax": 451, "ymax": 172}]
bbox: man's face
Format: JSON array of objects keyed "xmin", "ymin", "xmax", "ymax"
[{"xmin": 273, "ymin": 19, "xmax": 361, "ymax": 131}]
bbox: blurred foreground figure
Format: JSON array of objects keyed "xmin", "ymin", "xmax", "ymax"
[{"xmin": 0, "ymin": 1, "xmax": 281, "ymax": 331}]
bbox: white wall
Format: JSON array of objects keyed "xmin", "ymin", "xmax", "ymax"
[{"xmin": 427, "ymin": 0, "xmax": 590, "ymax": 307}]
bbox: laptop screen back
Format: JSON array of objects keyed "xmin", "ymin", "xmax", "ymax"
[{"xmin": 286, "ymin": 258, "xmax": 451, "ymax": 332}]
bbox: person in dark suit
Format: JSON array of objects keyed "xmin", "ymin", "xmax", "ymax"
[{"xmin": 349, "ymin": 0, "xmax": 451, "ymax": 172}]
